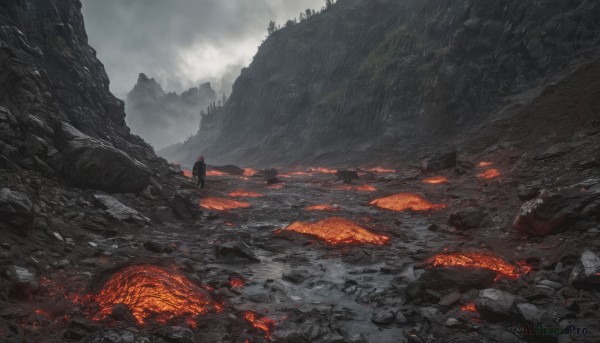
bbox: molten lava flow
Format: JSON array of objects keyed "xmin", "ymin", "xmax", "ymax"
[
  {"xmin": 287, "ymin": 171, "xmax": 311, "ymax": 176},
  {"xmin": 244, "ymin": 168, "xmax": 257, "ymax": 177},
  {"xmin": 310, "ymin": 167, "xmax": 337, "ymax": 174},
  {"xmin": 268, "ymin": 183, "xmax": 284, "ymax": 189},
  {"xmin": 369, "ymin": 193, "xmax": 445, "ymax": 212},
  {"xmin": 305, "ymin": 204, "xmax": 339, "ymax": 212},
  {"xmin": 182, "ymin": 169, "xmax": 193, "ymax": 178},
  {"xmin": 93, "ymin": 265, "xmax": 216, "ymax": 325},
  {"xmin": 206, "ymin": 170, "xmax": 227, "ymax": 176},
  {"xmin": 461, "ymin": 302, "xmax": 477, "ymax": 312},
  {"xmin": 284, "ymin": 217, "xmax": 389, "ymax": 245},
  {"xmin": 356, "ymin": 184, "xmax": 377, "ymax": 191},
  {"xmin": 368, "ymin": 167, "xmax": 395, "ymax": 173},
  {"xmin": 423, "ymin": 176, "xmax": 448, "ymax": 184},
  {"xmin": 199, "ymin": 197, "xmax": 251, "ymax": 211},
  {"xmin": 229, "ymin": 277, "xmax": 245, "ymax": 289},
  {"xmin": 228, "ymin": 190, "xmax": 265, "ymax": 198},
  {"xmin": 477, "ymin": 161, "xmax": 493, "ymax": 167},
  {"xmin": 477, "ymin": 169, "xmax": 500, "ymax": 179},
  {"xmin": 244, "ymin": 311, "xmax": 276, "ymax": 340},
  {"xmin": 424, "ymin": 252, "xmax": 531, "ymax": 280},
  {"xmin": 336, "ymin": 184, "xmax": 377, "ymax": 192}
]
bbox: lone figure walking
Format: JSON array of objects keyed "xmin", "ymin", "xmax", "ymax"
[{"xmin": 192, "ymin": 155, "xmax": 206, "ymax": 189}]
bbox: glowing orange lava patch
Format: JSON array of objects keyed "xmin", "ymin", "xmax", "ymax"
[
  {"xmin": 305, "ymin": 204, "xmax": 339, "ymax": 212},
  {"xmin": 424, "ymin": 252, "xmax": 531, "ymax": 280},
  {"xmin": 182, "ymin": 169, "xmax": 193, "ymax": 178},
  {"xmin": 369, "ymin": 193, "xmax": 445, "ymax": 212},
  {"xmin": 206, "ymin": 170, "xmax": 227, "ymax": 176},
  {"xmin": 268, "ymin": 183, "xmax": 284, "ymax": 189},
  {"xmin": 243, "ymin": 168, "xmax": 257, "ymax": 177},
  {"xmin": 423, "ymin": 176, "xmax": 448, "ymax": 184},
  {"xmin": 477, "ymin": 162, "xmax": 493, "ymax": 167},
  {"xmin": 244, "ymin": 311, "xmax": 276, "ymax": 340},
  {"xmin": 93, "ymin": 265, "xmax": 217, "ymax": 325},
  {"xmin": 199, "ymin": 197, "xmax": 251, "ymax": 211},
  {"xmin": 287, "ymin": 171, "xmax": 311, "ymax": 176},
  {"xmin": 461, "ymin": 302, "xmax": 477, "ymax": 312},
  {"xmin": 228, "ymin": 190, "xmax": 265, "ymax": 198},
  {"xmin": 336, "ymin": 184, "xmax": 377, "ymax": 192},
  {"xmin": 368, "ymin": 167, "xmax": 395, "ymax": 173},
  {"xmin": 477, "ymin": 169, "xmax": 500, "ymax": 179},
  {"xmin": 229, "ymin": 277, "xmax": 245, "ymax": 289},
  {"xmin": 284, "ymin": 217, "xmax": 389, "ymax": 245},
  {"xmin": 310, "ymin": 167, "xmax": 337, "ymax": 174}
]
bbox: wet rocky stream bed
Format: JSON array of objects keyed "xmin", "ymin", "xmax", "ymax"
[{"xmin": 1, "ymin": 158, "xmax": 599, "ymax": 343}]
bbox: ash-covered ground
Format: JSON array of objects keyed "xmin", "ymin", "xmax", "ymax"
[{"xmin": 2, "ymin": 145, "xmax": 599, "ymax": 343}]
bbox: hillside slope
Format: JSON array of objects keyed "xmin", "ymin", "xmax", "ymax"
[{"xmin": 160, "ymin": 0, "xmax": 600, "ymax": 168}]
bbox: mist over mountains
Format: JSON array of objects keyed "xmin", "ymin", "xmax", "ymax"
[{"xmin": 125, "ymin": 73, "xmax": 218, "ymax": 150}]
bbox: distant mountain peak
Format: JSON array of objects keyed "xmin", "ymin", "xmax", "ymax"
[{"xmin": 124, "ymin": 73, "xmax": 217, "ymax": 149}]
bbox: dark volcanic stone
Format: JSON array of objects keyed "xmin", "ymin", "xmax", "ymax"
[
  {"xmin": 371, "ymin": 307, "xmax": 396, "ymax": 325},
  {"xmin": 448, "ymin": 207, "xmax": 487, "ymax": 230},
  {"xmin": 214, "ymin": 242, "xmax": 259, "ymax": 262},
  {"xmin": 61, "ymin": 135, "xmax": 152, "ymax": 193},
  {"xmin": 518, "ymin": 181, "xmax": 542, "ymax": 201},
  {"xmin": 256, "ymin": 168, "xmax": 278, "ymax": 179},
  {"xmin": 569, "ymin": 250, "xmax": 600, "ymax": 289},
  {"xmin": 516, "ymin": 303, "xmax": 556, "ymax": 324},
  {"xmin": 475, "ymin": 288, "xmax": 516, "ymax": 322},
  {"xmin": 267, "ymin": 177, "xmax": 280, "ymax": 185},
  {"xmin": 170, "ymin": 191, "xmax": 194, "ymax": 220},
  {"xmin": 0, "ymin": 188, "xmax": 34, "ymax": 229},
  {"xmin": 419, "ymin": 267, "xmax": 496, "ymax": 291},
  {"xmin": 513, "ymin": 180, "xmax": 600, "ymax": 236},
  {"xmin": 143, "ymin": 241, "xmax": 173, "ymax": 254},
  {"xmin": 4, "ymin": 265, "xmax": 38, "ymax": 299},
  {"xmin": 151, "ymin": 206, "xmax": 174, "ymax": 223},
  {"xmin": 336, "ymin": 169, "xmax": 359, "ymax": 183},
  {"xmin": 423, "ymin": 150, "xmax": 457, "ymax": 172},
  {"xmin": 109, "ymin": 304, "xmax": 137, "ymax": 326},
  {"xmin": 438, "ymin": 291, "xmax": 462, "ymax": 306},
  {"xmin": 282, "ymin": 269, "xmax": 310, "ymax": 284}
]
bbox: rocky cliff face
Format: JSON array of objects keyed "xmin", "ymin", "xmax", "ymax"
[
  {"xmin": 0, "ymin": 0, "xmax": 166, "ymax": 192},
  {"xmin": 125, "ymin": 74, "xmax": 217, "ymax": 150},
  {"xmin": 161, "ymin": 0, "xmax": 600, "ymax": 167}
]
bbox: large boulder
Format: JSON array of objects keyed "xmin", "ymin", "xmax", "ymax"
[
  {"xmin": 92, "ymin": 194, "xmax": 145, "ymax": 222},
  {"xmin": 4, "ymin": 265, "xmax": 38, "ymax": 299},
  {"xmin": 61, "ymin": 136, "xmax": 152, "ymax": 193},
  {"xmin": 569, "ymin": 250, "xmax": 600, "ymax": 289},
  {"xmin": 422, "ymin": 150, "xmax": 457, "ymax": 172},
  {"xmin": 0, "ymin": 188, "xmax": 34, "ymax": 229},
  {"xmin": 513, "ymin": 180, "xmax": 600, "ymax": 236},
  {"xmin": 170, "ymin": 190, "xmax": 194, "ymax": 219},
  {"xmin": 475, "ymin": 289, "xmax": 517, "ymax": 322},
  {"xmin": 336, "ymin": 169, "xmax": 359, "ymax": 183}
]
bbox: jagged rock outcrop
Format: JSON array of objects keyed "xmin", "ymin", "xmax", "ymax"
[
  {"xmin": 513, "ymin": 180, "xmax": 600, "ymax": 236},
  {"xmin": 0, "ymin": 0, "xmax": 166, "ymax": 193},
  {"xmin": 160, "ymin": 0, "xmax": 600, "ymax": 167},
  {"xmin": 126, "ymin": 73, "xmax": 217, "ymax": 150}
]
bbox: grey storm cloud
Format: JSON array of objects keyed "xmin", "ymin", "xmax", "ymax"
[{"xmin": 81, "ymin": 0, "xmax": 325, "ymax": 96}]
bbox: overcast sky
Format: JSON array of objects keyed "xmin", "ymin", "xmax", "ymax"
[{"xmin": 81, "ymin": 0, "xmax": 325, "ymax": 97}]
